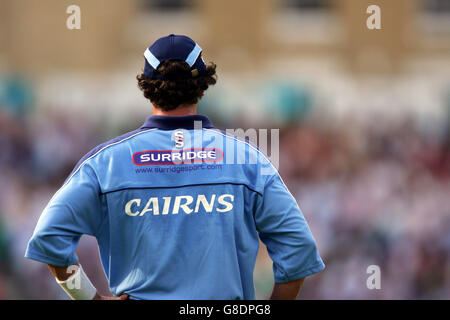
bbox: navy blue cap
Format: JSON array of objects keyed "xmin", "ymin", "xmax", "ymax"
[{"xmin": 143, "ymin": 34, "xmax": 206, "ymax": 80}]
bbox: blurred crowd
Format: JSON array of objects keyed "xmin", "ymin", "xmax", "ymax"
[
  {"xmin": 277, "ymin": 114, "xmax": 450, "ymax": 299},
  {"xmin": 0, "ymin": 81, "xmax": 449, "ymax": 299}
]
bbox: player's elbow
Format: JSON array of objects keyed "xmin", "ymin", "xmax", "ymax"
[
  {"xmin": 302, "ymin": 235, "xmax": 318, "ymax": 252},
  {"xmin": 25, "ymin": 232, "xmax": 79, "ymax": 267}
]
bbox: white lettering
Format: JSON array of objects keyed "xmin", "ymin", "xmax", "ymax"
[
  {"xmin": 171, "ymin": 152, "xmax": 182, "ymax": 161},
  {"xmin": 140, "ymin": 197, "xmax": 159, "ymax": 216},
  {"xmin": 194, "ymin": 194, "xmax": 216, "ymax": 213},
  {"xmin": 207, "ymin": 151, "xmax": 216, "ymax": 159},
  {"xmin": 366, "ymin": 5, "xmax": 381, "ymax": 30},
  {"xmin": 217, "ymin": 194, "xmax": 234, "ymax": 213},
  {"xmin": 162, "ymin": 197, "xmax": 171, "ymax": 215},
  {"xmin": 66, "ymin": 5, "xmax": 81, "ymax": 30},
  {"xmin": 125, "ymin": 199, "xmax": 141, "ymax": 216},
  {"xmin": 173, "ymin": 196, "xmax": 194, "ymax": 214},
  {"xmin": 125, "ymin": 194, "xmax": 234, "ymax": 215},
  {"xmin": 366, "ymin": 265, "xmax": 381, "ymax": 289},
  {"xmin": 140, "ymin": 154, "xmax": 150, "ymax": 162}
]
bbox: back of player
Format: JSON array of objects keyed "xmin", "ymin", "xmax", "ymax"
[
  {"xmin": 25, "ymin": 34, "xmax": 324, "ymax": 300},
  {"xmin": 102, "ymin": 117, "xmax": 281, "ymax": 299}
]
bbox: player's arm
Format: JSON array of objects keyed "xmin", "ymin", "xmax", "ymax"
[
  {"xmin": 270, "ymin": 278, "xmax": 305, "ymax": 300},
  {"xmin": 255, "ymin": 172, "xmax": 325, "ymax": 300},
  {"xmin": 25, "ymin": 162, "xmax": 128, "ymax": 300},
  {"xmin": 47, "ymin": 263, "xmax": 128, "ymax": 300}
]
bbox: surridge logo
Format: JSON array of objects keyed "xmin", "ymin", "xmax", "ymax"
[{"xmin": 132, "ymin": 148, "xmax": 223, "ymax": 166}]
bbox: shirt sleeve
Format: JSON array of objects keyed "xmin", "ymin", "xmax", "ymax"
[
  {"xmin": 25, "ymin": 163, "xmax": 104, "ymax": 267},
  {"xmin": 254, "ymin": 174, "xmax": 325, "ymax": 283}
]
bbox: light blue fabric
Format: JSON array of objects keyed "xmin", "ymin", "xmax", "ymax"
[
  {"xmin": 25, "ymin": 125, "xmax": 325, "ymax": 300},
  {"xmin": 144, "ymin": 48, "xmax": 161, "ymax": 70}
]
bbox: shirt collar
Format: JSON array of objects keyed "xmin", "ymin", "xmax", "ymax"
[{"xmin": 141, "ymin": 114, "xmax": 215, "ymax": 130}]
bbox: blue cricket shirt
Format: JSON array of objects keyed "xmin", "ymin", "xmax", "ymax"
[{"xmin": 25, "ymin": 115, "xmax": 325, "ymax": 299}]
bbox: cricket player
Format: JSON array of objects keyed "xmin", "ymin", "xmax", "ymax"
[{"xmin": 25, "ymin": 34, "xmax": 325, "ymax": 300}]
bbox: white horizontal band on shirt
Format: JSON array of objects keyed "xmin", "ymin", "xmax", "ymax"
[
  {"xmin": 185, "ymin": 43, "xmax": 202, "ymax": 67},
  {"xmin": 144, "ymin": 48, "xmax": 161, "ymax": 70}
]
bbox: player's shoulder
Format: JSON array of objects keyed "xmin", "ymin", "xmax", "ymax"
[
  {"xmin": 66, "ymin": 127, "xmax": 157, "ymax": 183},
  {"xmin": 205, "ymin": 128, "xmax": 270, "ymax": 162},
  {"xmin": 204, "ymin": 128, "xmax": 258, "ymax": 152},
  {"xmin": 204, "ymin": 127, "xmax": 276, "ymax": 182}
]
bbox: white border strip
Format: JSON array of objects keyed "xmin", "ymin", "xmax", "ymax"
[
  {"xmin": 144, "ymin": 48, "xmax": 161, "ymax": 70},
  {"xmin": 185, "ymin": 43, "xmax": 202, "ymax": 67}
]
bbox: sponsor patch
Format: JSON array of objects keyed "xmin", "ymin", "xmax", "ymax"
[{"xmin": 132, "ymin": 148, "xmax": 223, "ymax": 166}]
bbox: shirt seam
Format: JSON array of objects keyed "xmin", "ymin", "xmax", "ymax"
[
  {"xmin": 25, "ymin": 250, "xmax": 77, "ymax": 267},
  {"xmin": 65, "ymin": 128, "xmax": 158, "ymax": 186},
  {"xmin": 101, "ymin": 182, "xmax": 263, "ymax": 196},
  {"xmin": 275, "ymin": 261, "xmax": 325, "ymax": 283}
]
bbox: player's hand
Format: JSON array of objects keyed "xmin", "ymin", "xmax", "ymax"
[{"xmin": 93, "ymin": 292, "xmax": 129, "ymax": 300}]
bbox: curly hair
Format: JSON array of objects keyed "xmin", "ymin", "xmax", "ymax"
[{"xmin": 136, "ymin": 60, "xmax": 217, "ymax": 111}]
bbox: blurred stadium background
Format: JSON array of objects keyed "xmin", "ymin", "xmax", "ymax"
[{"xmin": 0, "ymin": 0, "xmax": 450, "ymax": 299}]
